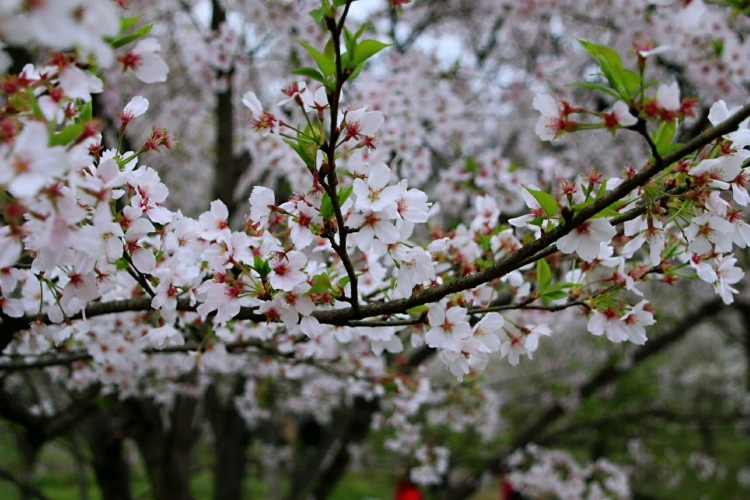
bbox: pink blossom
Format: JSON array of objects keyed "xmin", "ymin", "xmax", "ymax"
[
  {"xmin": 0, "ymin": 121, "xmax": 70, "ymax": 198},
  {"xmin": 269, "ymin": 251, "xmax": 307, "ymax": 291},
  {"xmin": 425, "ymin": 304, "xmax": 472, "ymax": 352},
  {"xmin": 685, "ymin": 212, "xmax": 734, "ymax": 254},
  {"xmin": 122, "ymin": 96, "xmax": 149, "ymax": 122},
  {"xmin": 656, "ymin": 81, "xmax": 680, "ymax": 112},
  {"xmin": 118, "ymin": 38, "xmax": 169, "ymax": 83},
  {"xmin": 557, "ymin": 218, "xmax": 616, "ymax": 261},
  {"xmin": 59, "ymin": 65, "xmax": 103, "ymax": 101}
]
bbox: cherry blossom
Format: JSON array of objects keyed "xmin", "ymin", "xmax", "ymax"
[
  {"xmin": 685, "ymin": 212, "xmax": 734, "ymax": 254},
  {"xmin": 117, "ymin": 38, "xmax": 169, "ymax": 83},
  {"xmin": 0, "ymin": 121, "xmax": 70, "ymax": 198},
  {"xmin": 425, "ymin": 303, "xmax": 472, "ymax": 352},
  {"xmin": 557, "ymin": 218, "xmax": 617, "ymax": 262}
]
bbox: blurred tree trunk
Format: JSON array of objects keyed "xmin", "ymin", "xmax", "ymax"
[
  {"xmin": 87, "ymin": 406, "xmax": 132, "ymax": 500},
  {"xmin": 127, "ymin": 396, "xmax": 199, "ymax": 500},
  {"xmin": 288, "ymin": 396, "xmax": 379, "ymax": 500},
  {"xmin": 206, "ymin": 379, "xmax": 252, "ymax": 500}
]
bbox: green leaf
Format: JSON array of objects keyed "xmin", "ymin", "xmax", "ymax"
[
  {"xmin": 594, "ymin": 179, "xmax": 608, "ymax": 200},
  {"xmin": 524, "ymin": 186, "xmax": 559, "ymax": 217},
  {"xmin": 652, "ymin": 120, "xmax": 676, "ymax": 155},
  {"xmin": 349, "ymin": 62, "xmax": 366, "ymax": 81},
  {"xmin": 578, "ymin": 39, "xmax": 639, "ymax": 100},
  {"xmin": 320, "ymin": 193, "xmax": 334, "ymax": 219},
  {"xmin": 596, "ymin": 206, "xmax": 621, "ymax": 218},
  {"xmin": 320, "ymin": 186, "xmax": 355, "ymax": 220},
  {"xmin": 79, "ymin": 101, "xmax": 92, "ymax": 122},
  {"xmin": 305, "ymin": 273, "xmax": 333, "ymax": 296},
  {"xmin": 343, "ymin": 27, "xmax": 357, "ymax": 56},
  {"xmin": 284, "ymin": 139, "xmax": 317, "ymax": 169},
  {"xmin": 110, "ymin": 24, "xmax": 153, "ymax": 49},
  {"xmin": 308, "ymin": 6, "xmax": 327, "ymax": 24},
  {"xmin": 536, "ymin": 259, "xmax": 552, "ymax": 291},
  {"xmin": 299, "ymin": 41, "xmax": 336, "ymax": 77},
  {"xmin": 353, "ymin": 39, "xmax": 391, "ymax": 66},
  {"xmin": 620, "ymin": 69, "xmax": 642, "ymax": 97},
  {"xmin": 540, "ymin": 289, "xmax": 569, "ymax": 301},
  {"xmin": 252, "ymin": 256, "xmax": 272, "ymax": 278},
  {"xmin": 119, "ymin": 16, "xmax": 142, "ymax": 33},
  {"xmin": 49, "ymin": 123, "xmax": 83, "ymax": 146},
  {"xmin": 337, "ymin": 185, "xmax": 353, "ymax": 206},
  {"xmin": 539, "ymin": 282, "xmax": 576, "ymax": 300},
  {"xmin": 114, "ymin": 258, "xmax": 130, "ymax": 271},
  {"xmin": 569, "ymin": 81, "xmax": 621, "ymax": 99},
  {"xmin": 292, "ymin": 66, "xmax": 327, "ymax": 84}
]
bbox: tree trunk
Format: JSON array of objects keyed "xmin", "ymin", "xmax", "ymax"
[
  {"xmin": 206, "ymin": 381, "xmax": 252, "ymax": 500},
  {"xmin": 127, "ymin": 396, "xmax": 199, "ymax": 500},
  {"xmin": 87, "ymin": 407, "xmax": 132, "ymax": 500},
  {"xmin": 288, "ymin": 396, "xmax": 379, "ymax": 500}
]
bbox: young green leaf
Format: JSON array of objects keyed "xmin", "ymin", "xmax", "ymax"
[
  {"xmin": 524, "ymin": 186, "xmax": 559, "ymax": 217},
  {"xmin": 320, "ymin": 192, "xmax": 334, "ymax": 219},
  {"xmin": 252, "ymin": 256, "xmax": 272, "ymax": 278},
  {"xmin": 299, "ymin": 41, "xmax": 336, "ymax": 77},
  {"xmin": 305, "ymin": 273, "xmax": 333, "ymax": 296},
  {"xmin": 652, "ymin": 120, "xmax": 676, "ymax": 156},
  {"xmin": 337, "ymin": 185, "xmax": 353, "ymax": 206},
  {"xmin": 110, "ymin": 24, "xmax": 153, "ymax": 49},
  {"xmin": 292, "ymin": 66, "xmax": 327, "ymax": 85},
  {"xmin": 536, "ymin": 258, "xmax": 552, "ymax": 291},
  {"xmin": 49, "ymin": 123, "xmax": 83, "ymax": 146},
  {"xmin": 353, "ymin": 39, "xmax": 391, "ymax": 66}
]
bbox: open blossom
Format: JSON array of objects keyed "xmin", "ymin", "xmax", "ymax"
[
  {"xmin": 557, "ymin": 218, "xmax": 616, "ymax": 261},
  {"xmin": 707, "ymin": 100, "xmax": 750, "ymax": 148},
  {"xmin": 587, "ymin": 308, "xmax": 629, "ymax": 343},
  {"xmin": 603, "ymin": 101, "xmax": 638, "ymax": 130},
  {"xmin": 391, "ymin": 245, "xmax": 435, "ymax": 297},
  {"xmin": 509, "ymin": 186, "xmax": 547, "ymax": 228},
  {"xmin": 472, "ymin": 313, "xmax": 503, "ymax": 353},
  {"xmin": 0, "ymin": 0, "xmax": 119, "ymax": 67},
  {"xmin": 0, "ymin": 121, "xmax": 70, "ymax": 198},
  {"xmin": 198, "ymin": 200, "xmax": 231, "ymax": 243},
  {"xmin": 622, "ymin": 215, "xmax": 665, "ymax": 266},
  {"xmin": 117, "ymin": 38, "xmax": 169, "ymax": 83},
  {"xmin": 196, "ymin": 279, "xmax": 255, "ymax": 325},
  {"xmin": 656, "ymin": 81, "xmax": 680, "ymax": 112},
  {"xmin": 425, "ymin": 304, "xmax": 472, "ymax": 352},
  {"xmin": 343, "ymin": 107, "xmax": 384, "ymax": 142},
  {"xmin": 300, "ymin": 86, "xmax": 328, "ymax": 112},
  {"xmin": 249, "ymin": 186, "xmax": 276, "ymax": 227},
  {"xmin": 122, "ymin": 96, "xmax": 149, "ymax": 123},
  {"xmin": 620, "ymin": 301, "xmax": 655, "ymax": 345},
  {"xmin": 684, "ymin": 212, "xmax": 734, "ymax": 254},
  {"xmin": 712, "ymin": 254, "xmax": 744, "ymax": 304},
  {"xmin": 394, "ymin": 182, "xmax": 430, "ymax": 224},
  {"xmin": 533, "ymin": 94, "xmax": 575, "ymax": 141},
  {"xmin": 500, "ymin": 323, "xmax": 550, "ymax": 366},
  {"xmin": 269, "ymin": 251, "xmax": 307, "ymax": 291},
  {"xmin": 242, "ymin": 91, "xmax": 278, "ymax": 134},
  {"xmin": 689, "ymin": 155, "xmax": 745, "ymax": 190},
  {"xmin": 59, "ymin": 65, "xmax": 103, "ymax": 101},
  {"xmin": 140, "ymin": 323, "xmax": 185, "ymax": 349}
]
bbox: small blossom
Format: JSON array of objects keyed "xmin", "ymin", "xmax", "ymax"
[
  {"xmin": 557, "ymin": 218, "xmax": 616, "ymax": 261},
  {"xmin": 121, "ymin": 96, "xmax": 149, "ymax": 123},
  {"xmin": 118, "ymin": 38, "xmax": 169, "ymax": 83},
  {"xmin": 603, "ymin": 100, "xmax": 637, "ymax": 130},
  {"xmin": 425, "ymin": 304, "xmax": 472, "ymax": 351}
]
